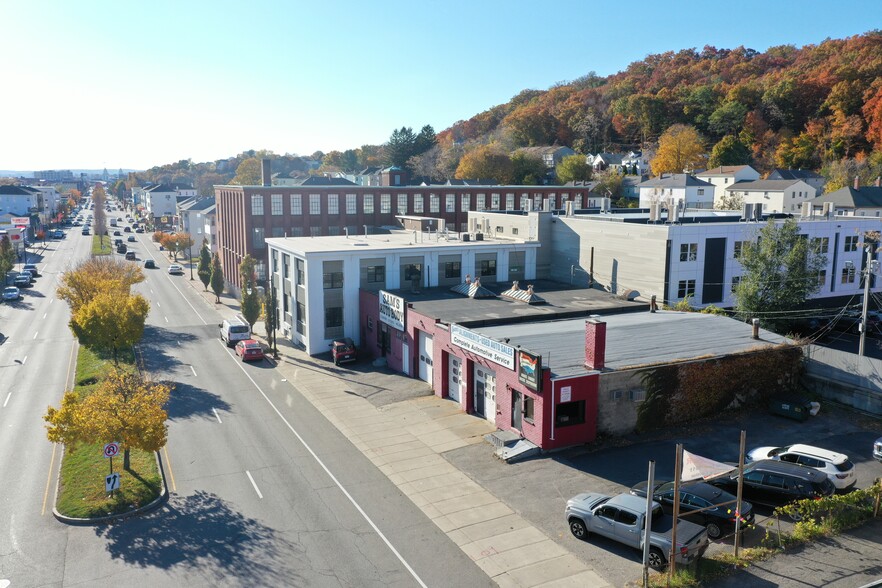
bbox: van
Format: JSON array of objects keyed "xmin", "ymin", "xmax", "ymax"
[{"xmin": 220, "ymin": 317, "xmax": 251, "ymax": 347}]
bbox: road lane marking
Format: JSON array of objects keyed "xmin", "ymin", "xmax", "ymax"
[
  {"xmin": 190, "ymin": 365, "xmax": 197, "ymax": 377},
  {"xmin": 41, "ymin": 444, "xmax": 58, "ymax": 516},
  {"xmin": 64, "ymin": 340, "xmax": 77, "ymax": 390},
  {"xmin": 42, "ymin": 313, "xmax": 47, "ymax": 319},
  {"xmin": 32, "ymin": 332, "xmax": 38, "ymax": 340},
  {"xmin": 212, "ymin": 408, "xmax": 222, "ymax": 424},
  {"xmin": 162, "ymin": 446, "xmax": 177, "ymax": 492},
  {"xmin": 246, "ymin": 470, "xmax": 263, "ymax": 499},
  {"xmin": 49, "ymin": 298, "xmax": 53, "ymax": 305},
  {"xmin": 224, "ymin": 340, "xmax": 427, "ymax": 588},
  {"xmin": 157, "ymin": 301, "xmax": 161, "ymax": 308},
  {"xmin": 21, "ymin": 356, "xmax": 27, "ymax": 365},
  {"xmin": 165, "ymin": 277, "xmax": 208, "ymax": 325},
  {"xmin": 3, "ymin": 393, "xmax": 10, "ymax": 407},
  {"xmin": 164, "ymin": 316, "xmax": 169, "ymax": 323}
]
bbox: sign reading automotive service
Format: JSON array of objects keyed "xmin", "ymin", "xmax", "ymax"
[
  {"xmin": 450, "ymin": 324, "xmax": 515, "ymax": 370},
  {"xmin": 518, "ymin": 349, "xmax": 542, "ymax": 392},
  {"xmin": 379, "ymin": 290, "xmax": 405, "ymax": 331},
  {"xmin": 11, "ymin": 217, "xmax": 30, "ymax": 226}
]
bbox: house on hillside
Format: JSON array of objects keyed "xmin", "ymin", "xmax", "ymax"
[
  {"xmin": 587, "ymin": 152, "xmax": 624, "ymax": 172},
  {"xmin": 811, "ymin": 177, "xmax": 882, "ymax": 217},
  {"xmin": 637, "ymin": 174, "xmax": 715, "ymax": 209},
  {"xmin": 768, "ymin": 168, "xmax": 825, "ymax": 196},
  {"xmin": 621, "ymin": 151, "xmax": 652, "ymax": 176},
  {"xmin": 723, "ymin": 179, "xmax": 815, "ymax": 214},
  {"xmin": 696, "ymin": 165, "xmax": 761, "ymax": 207},
  {"xmin": 518, "ymin": 146, "xmax": 576, "ymax": 169}
]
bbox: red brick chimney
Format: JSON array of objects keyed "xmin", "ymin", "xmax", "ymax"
[
  {"xmin": 854, "ymin": 176, "xmax": 860, "ymax": 190},
  {"xmin": 585, "ymin": 319, "xmax": 607, "ymax": 371},
  {"xmin": 876, "ymin": 176, "xmax": 881, "ymax": 188}
]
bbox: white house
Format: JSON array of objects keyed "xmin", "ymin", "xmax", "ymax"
[
  {"xmin": 811, "ymin": 177, "xmax": 882, "ymax": 217},
  {"xmin": 637, "ymin": 174, "xmax": 715, "ymax": 209},
  {"xmin": 201, "ymin": 203, "xmax": 217, "ymax": 253},
  {"xmin": 176, "ymin": 196, "xmax": 215, "ymax": 243},
  {"xmin": 587, "ymin": 152, "xmax": 624, "ymax": 172},
  {"xmin": 143, "ymin": 184, "xmax": 196, "ymax": 225},
  {"xmin": 621, "ymin": 151, "xmax": 652, "ymax": 176},
  {"xmin": 723, "ymin": 179, "xmax": 816, "ymax": 214},
  {"xmin": 768, "ymin": 169, "xmax": 825, "ymax": 196},
  {"xmin": 696, "ymin": 165, "xmax": 761, "ymax": 207}
]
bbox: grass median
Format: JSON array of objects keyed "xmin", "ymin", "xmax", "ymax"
[
  {"xmin": 55, "ymin": 346, "xmax": 162, "ymax": 519},
  {"xmin": 91, "ymin": 235, "xmax": 112, "ymax": 256}
]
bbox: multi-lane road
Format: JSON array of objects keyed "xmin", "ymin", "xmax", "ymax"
[{"xmin": 0, "ymin": 225, "xmax": 492, "ymax": 587}]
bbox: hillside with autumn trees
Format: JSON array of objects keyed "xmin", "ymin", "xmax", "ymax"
[{"xmin": 119, "ymin": 31, "xmax": 882, "ymax": 196}]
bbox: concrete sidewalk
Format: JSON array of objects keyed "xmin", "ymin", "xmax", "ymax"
[{"xmin": 170, "ymin": 252, "xmax": 610, "ymax": 587}]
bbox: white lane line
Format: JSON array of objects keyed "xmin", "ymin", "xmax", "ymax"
[
  {"xmin": 176, "ymin": 340, "xmax": 181, "ymax": 346},
  {"xmin": 3, "ymin": 393, "xmax": 10, "ymax": 407},
  {"xmin": 212, "ymin": 408, "xmax": 222, "ymax": 424},
  {"xmin": 32, "ymin": 332, "xmax": 38, "ymax": 340},
  {"xmin": 165, "ymin": 277, "xmax": 208, "ymax": 325},
  {"xmin": 49, "ymin": 298, "xmax": 53, "ymax": 305},
  {"xmin": 223, "ymin": 340, "xmax": 427, "ymax": 588},
  {"xmin": 42, "ymin": 313, "xmax": 47, "ymax": 319},
  {"xmin": 22, "ymin": 356, "xmax": 27, "ymax": 365},
  {"xmin": 157, "ymin": 301, "xmax": 161, "ymax": 308},
  {"xmin": 245, "ymin": 470, "xmax": 263, "ymax": 499},
  {"xmin": 190, "ymin": 365, "xmax": 197, "ymax": 377},
  {"xmin": 164, "ymin": 316, "xmax": 169, "ymax": 323}
]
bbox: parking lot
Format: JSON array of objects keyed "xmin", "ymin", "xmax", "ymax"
[{"xmin": 444, "ymin": 403, "xmax": 882, "ymax": 587}]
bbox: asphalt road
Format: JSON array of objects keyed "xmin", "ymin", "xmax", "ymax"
[{"xmin": 0, "ymin": 226, "xmax": 492, "ymax": 587}]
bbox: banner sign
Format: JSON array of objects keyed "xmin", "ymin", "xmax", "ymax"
[
  {"xmin": 518, "ymin": 349, "xmax": 542, "ymax": 392},
  {"xmin": 379, "ymin": 290, "xmax": 405, "ymax": 331},
  {"xmin": 11, "ymin": 217, "xmax": 30, "ymax": 226},
  {"xmin": 450, "ymin": 324, "xmax": 515, "ymax": 370}
]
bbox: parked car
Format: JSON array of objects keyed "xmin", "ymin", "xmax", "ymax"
[
  {"xmin": 565, "ymin": 492, "xmax": 708, "ymax": 570},
  {"xmin": 874, "ymin": 437, "xmax": 882, "ymax": 462},
  {"xmin": 630, "ymin": 480, "xmax": 754, "ymax": 540},
  {"xmin": 710, "ymin": 460, "xmax": 835, "ymax": 515},
  {"xmin": 53, "ymin": 229, "xmax": 65, "ymax": 239},
  {"xmin": 746, "ymin": 444, "xmax": 856, "ymax": 490},
  {"xmin": 2, "ymin": 286, "xmax": 21, "ymax": 301},
  {"xmin": 22, "ymin": 263, "xmax": 40, "ymax": 277},
  {"xmin": 114, "ymin": 238, "xmax": 123, "ymax": 247},
  {"xmin": 14, "ymin": 273, "xmax": 32, "ymax": 288},
  {"xmin": 127, "ymin": 235, "xmax": 136, "ymax": 242},
  {"xmin": 125, "ymin": 251, "xmax": 136, "ymax": 261},
  {"xmin": 168, "ymin": 264, "xmax": 184, "ymax": 275},
  {"xmin": 144, "ymin": 259, "xmax": 156, "ymax": 269},
  {"xmin": 331, "ymin": 337, "xmax": 357, "ymax": 365},
  {"xmin": 235, "ymin": 339, "xmax": 265, "ymax": 362},
  {"xmin": 116, "ymin": 244, "xmax": 127, "ymax": 254}
]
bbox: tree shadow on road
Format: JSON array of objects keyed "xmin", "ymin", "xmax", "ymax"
[
  {"xmin": 94, "ymin": 490, "xmax": 304, "ymax": 585},
  {"xmin": 165, "ymin": 381, "xmax": 231, "ymax": 421},
  {"xmin": 139, "ymin": 325, "xmax": 200, "ymax": 373}
]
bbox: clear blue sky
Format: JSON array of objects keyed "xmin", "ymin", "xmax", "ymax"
[{"xmin": 3, "ymin": 0, "xmax": 880, "ymax": 171}]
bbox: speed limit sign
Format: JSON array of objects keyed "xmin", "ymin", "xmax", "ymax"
[{"xmin": 103, "ymin": 442, "xmax": 120, "ymax": 458}]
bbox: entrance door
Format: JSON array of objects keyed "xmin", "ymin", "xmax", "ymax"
[
  {"xmin": 448, "ymin": 355, "xmax": 462, "ymax": 403},
  {"xmin": 418, "ymin": 331, "xmax": 433, "ymax": 384},
  {"xmin": 474, "ymin": 367, "xmax": 496, "ymax": 422},
  {"xmin": 485, "ymin": 371, "xmax": 496, "ymax": 421},
  {"xmin": 401, "ymin": 340, "xmax": 410, "ymax": 376},
  {"xmin": 474, "ymin": 380, "xmax": 485, "ymax": 417},
  {"xmin": 511, "ymin": 391, "xmax": 522, "ymax": 430}
]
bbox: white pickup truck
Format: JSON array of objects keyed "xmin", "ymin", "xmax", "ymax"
[{"xmin": 565, "ymin": 492, "xmax": 708, "ymax": 570}]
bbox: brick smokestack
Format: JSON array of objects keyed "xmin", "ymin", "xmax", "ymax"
[
  {"xmin": 854, "ymin": 176, "xmax": 860, "ymax": 190},
  {"xmin": 585, "ymin": 319, "xmax": 607, "ymax": 371},
  {"xmin": 261, "ymin": 158, "xmax": 272, "ymax": 187}
]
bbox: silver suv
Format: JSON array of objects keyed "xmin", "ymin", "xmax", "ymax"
[{"xmin": 747, "ymin": 444, "xmax": 856, "ymax": 490}]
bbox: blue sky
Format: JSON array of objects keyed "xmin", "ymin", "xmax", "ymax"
[{"xmin": 3, "ymin": 0, "xmax": 880, "ymax": 171}]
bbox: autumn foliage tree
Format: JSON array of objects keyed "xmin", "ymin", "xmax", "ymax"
[
  {"xmin": 57, "ymin": 257, "xmax": 145, "ymax": 314},
  {"xmin": 71, "ymin": 291, "xmax": 150, "ymax": 364},
  {"xmin": 556, "ymin": 154, "xmax": 593, "ymax": 183},
  {"xmin": 651, "ymin": 124, "xmax": 707, "ymax": 175},
  {"xmin": 0, "ymin": 235, "xmax": 16, "ymax": 278}
]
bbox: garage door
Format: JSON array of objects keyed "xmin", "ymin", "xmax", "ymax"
[{"xmin": 418, "ymin": 331, "xmax": 433, "ymax": 384}]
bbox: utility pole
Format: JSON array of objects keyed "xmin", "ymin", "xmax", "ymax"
[{"xmin": 859, "ymin": 243, "xmax": 880, "ymax": 357}]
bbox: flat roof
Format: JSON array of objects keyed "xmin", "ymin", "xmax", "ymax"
[
  {"xmin": 266, "ymin": 230, "xmax": 533, "ymax": 255},
  {"xmin": 476, "ymin": 311, "xmax": 791, "ymax": 378},
  {"xmin": 386, "ymin": 280, "xmax": 644, "ymax": 328}
]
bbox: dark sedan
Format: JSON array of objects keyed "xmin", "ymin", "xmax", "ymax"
[
  {"xmin": 710, "ymin": 459, "xmax": 835, "ymax": 515},
  {"xmin": 630, "ymin": 479, "xmax": 753, "ymax": 540}
]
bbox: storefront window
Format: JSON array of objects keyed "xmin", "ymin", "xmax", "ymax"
[
  {"xmin": 555, "ymin": 400, "xmax": 585, "ymax": 428},
  {"xmin": 524, "ymin": 396, "xmax": 534, "ymax": 424}
]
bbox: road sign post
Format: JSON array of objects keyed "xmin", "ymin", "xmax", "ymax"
[
  {"xmin": 105, "ymin": 473, "xmax": 121, "ymax": 494},
  {"xmin": 103, "ymin": 443, "xmax": 120, "ymax": 495}
]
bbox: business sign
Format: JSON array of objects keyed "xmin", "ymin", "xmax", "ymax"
[
  {"xmin": 518, "ymin": 349, "xmax": 542, "ymax": 392},
  {"xmin": 450, "ymin": 324, "xmax": 515, "ymax": 370},
  {"xmin": 11, "ymin": 217, "xmax": 30, "ymax": 226},
  {"xmin": 379, "ymin": 290, "xmax": 405, "ymax": 331}
]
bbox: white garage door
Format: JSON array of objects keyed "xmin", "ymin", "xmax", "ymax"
[{"xmin": 418, "ymin": 331, "xmax": 434, "ymax": 384}]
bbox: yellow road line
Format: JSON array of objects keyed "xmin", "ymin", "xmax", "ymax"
[
  {"xmin": 163, "ymin": 445, "xmax": 177, "ymax": 492},
  {"xmin": 41, "ymin": 443, "xmax": 57, "ymax": 516}
]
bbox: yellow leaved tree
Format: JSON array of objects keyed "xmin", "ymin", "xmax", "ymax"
[
  {"xmin": 650, "ymin": 124, "xmax": 707, "ymax": 176},
  {"xmin": 57, "ymin": 257, "xmax": 144, "ymax": 314},
  {"xmin": 71, "ymin": 291, "xmax": 150, "ymax": 364}
]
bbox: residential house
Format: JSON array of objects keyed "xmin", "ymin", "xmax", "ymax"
[
  {"xmin": 767, "ymin": 168, "xmax": 825, "ymax": 196},
  {"xmin": 518, "ymin": 146, "xmax": 577, "ymax": 169},
  {"xmin": 637, "ymin": 174, "xmax": 715, "ymax": 209},
  {"xmin": 696, "ymin": 165, "xmax": 761, "ymax": 207},
  {"xmin": 176, "ymin": 196, "xmax": 216, "ymax": 244},
  {"xmin": 621, "ymin": 151, "xmax": 652, "ymax": 176},
  {"xmin": 811, "ymin": 177, "xmax": 882, "ymax": 217},
  {"xmin": 587, "ymin": 152, "xmax": 624, "ymax": 172},
  {"xmin": 723, "ymin": 179, "xmax": 815, "ymax": 214}
]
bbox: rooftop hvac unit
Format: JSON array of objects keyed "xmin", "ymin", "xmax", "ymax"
[
  {"xmin": 483, "ymin": 218, "xmax": 490, "ymax": 233},
  {"xmin": 462, "ymin": 233, "xmax": 470, "ymax": 242},
  {"xmin": 522, "ymin": 201, "xmax": 532, "ymax": 212},
  {"xmin": 801, "ymin": 201, "xmax": 811, "ymax": 218},
  {"xmin": 565, "ymin": 200, "xmax": 574, "ymax": 217},
  {"xmin": 438, "ymin": 218, "xmax": 446, "ymax": 232},
  {"xmin": 649, "ymin": 202, "xmax": 661, "ymax": 222},
  {"xmin": 668, "ymin": 205, "xmax": 680, "ymax": 223},
  {"xmin": 544, "ymin": 198, "xmax": 553, "ymax": 212},
  {"xmin": 742, "ymin": 202, "xmax": 754, "ymax": 221},
  {"xmin": 601, "ymin": 197, "xmax": 611, "ymax": 212},
  {"xmin": 753, "ymin": 203, "xmax": 763, "ymax": 221},
  {"xmin": 469, "ymin": 217, "xmax": 478, "ymax": 233}
]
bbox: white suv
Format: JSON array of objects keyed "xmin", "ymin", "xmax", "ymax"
[{"xmin": 746, "ymin": 444, "xmax": 856, "ymax": 490}]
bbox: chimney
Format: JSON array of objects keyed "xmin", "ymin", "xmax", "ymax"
[
  {"xmin": 854, "ymin": 176, "xmax": 860, "ymax": 191},
  {"xmin": 876, "ymin": 176, "xmax": 881, "ymax": 188},
  {"xmin": 261, "ymin": 159, "xmax": 272, "ymax": 187},
  {"xmin": 584, "ymin": 319, "xmax": 607, "ymax": 371}
]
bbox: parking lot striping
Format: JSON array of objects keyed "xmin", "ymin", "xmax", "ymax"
[
  {"xmin": 162, "ymin": 446, "xmax": 177, "ymax": 492},
  {"xmin": 212, "ymin": 408, "xmax": 222, "ymax": 424},
  {"xmin": 190, "ymin": 365, "xmax": 197, "ymax": 377},
  {"xmin": 225, "ymin": 340, "xmax": 427, "ymax": 588},
  {"xmin": 245, "ymin": 470, "xmax": 264, "ymax": 499},
  {"xmin": 3, "ymin": 393, "xmax": 10, "ymax": 407},
  {"xmin": 41, "ymin": 443, "xmax": 57, "ymax": 516}
]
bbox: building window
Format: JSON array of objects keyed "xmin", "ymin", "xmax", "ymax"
[
  {"xmin": 413, "ymin": 194, "xmax": 424, "ymax": 213},
  {"xmin": 323, "ymin": 270, "xmax": 343, "ymax": 289},
  {"xmin": 283, "ymin": 254, "xmax": 290, "ymax": 279},
  {"xmin": 697, "ymin": 189, "xmax": 704, "ymax": 195},
  {"xmin": 366, "ymin": 265, "xmax": 384, "ymax": 283},
  {"xmin": 523, "ymin": 396, "xmax": 534, "ymax": 424},
  {"xmin": 555, "ymin": 400, "xmax": 585, "ymax": 427},
  {"xmin": 491, "ymin": 193, "xmax": 500, "ymax": 209},
  {"xmin": 251, "ymin": 194, "xmax": 264, "ymax": 215},
  {"xmin": 479, "ymin": 259, "xmax": 496, "ymax": 277},
  {"xmin": 252, "ymin": 227, "xmax": 265, "ymax": 248},
  {"xmin": 445, "ymin": 194, "xmax": 455, "ymax": 212},
  {"xmin": 520, "ymin": 195, "xmax": 530, "ymax": 210},
  {"xmin": 505, "ymin": 193, "xmax": 515, "ymax": 210},
  {"xmin": 678, "ymin": 279, "xmax": 696, "ymax": 298},
  {"xmin": 444, "ymin": 261, "xmax": 461, "ymax": 279},
  {"xmin": 811, "ymin": 237, "xmax": 829, "ymax": 254},
  {"xmin": 296, "ymin": 259, "xmax": 304, "ymax": 284},
  {"xmin": 328, "ymin": 194, "xmax": 339, "ymax": 215},
  {"xmin": 734, "ymin": 240, "xmax": 748, "ymax": 258},
  {"xmin": 271, "ymin": 226, "xmax": 284, "ymax": 238},
  {"xmin": 461, "ymin": 194, "xmax": 470, "ymax": 212},
  {"xmin": 325, "ymin": 306, "xmax": 343, "ymax": 329},
  {"xmin": 512, "ymin": 227, "xmax": 519, "ymax": 236},
  {"xmin": 271, "ymin": 250, "xmax": 278, "ymax": 273},
  {"xmin": 841, "ymin": 267, "xmax": 856, "ymax": 284},
  {"xmin": 731, "ymin": 275, "xmax": 741, "ymax": 293},
  {"xmin": 845, "ymin": 235, "xmax": 859, "ymax": 252},
  {"xmin": 817, "ymin": 269, "xmax": 827, "ymax": 289},
  {"xmin": 296, "ymin": 302, "xmax": 306, "ymax": 334},
  {"xmin": 346, "ymin": 194, "xmax": 357, "ymax": 215},
  {"xmin": 270, "ymin": 194, "xmax": 282, "ymax": 215},
  {"xmin": 309, "ymin": 194, "xmax": 321, "ymax": 215},
  {"xmin": 430, "ymin": 194, "xmax": 439, "ymax": 213},
  {"xmin": 310, "ymin": 226, "xmax": 321, "ymax": 237},
  {"xmin": 380, "ymin": 193, "xmax": 391, "ymax": 213},
  {"xmin": 290, "ymin": 194, "xmax": 302, "ymax": 215},
  {"xmin": 397, "ymin": 193, "xmax": 408, "ymax": 214},
  {"xmin": 364, "ymin": 194, "xmax": 374, "ymax": 214},
  {"xmin": 291, "ymin": 227, "xmax": 303, "ymax": 237},
  {"xmin": 680, "ymin": 243, "xmax": 698, "ymax": 262},
  {"xmin": 476, "ymin": 194, "xmax": 486, "ymax": 210},
  {"xmin": 327, "ymin": 226, "xmax": 341, "ymax": 236}
]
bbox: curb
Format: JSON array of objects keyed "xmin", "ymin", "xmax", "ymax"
[{"xmin": 52, "ymin": 449, "xmax": 169, "ymax": 526}]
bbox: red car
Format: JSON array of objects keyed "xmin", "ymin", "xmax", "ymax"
[
  {"xmin": 235, "ymin": 339, "xmax": 265, "ymax": 362},
  {"xmin": 331, "ymin": 337, "xmax": 356, "ymax": 366}
]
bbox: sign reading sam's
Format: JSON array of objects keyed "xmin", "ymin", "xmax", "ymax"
[
  {"xmin": 450, "ymin": 324, "xmax": 515, "ymax": 370},
  {"xmin": 379, "ymin": 290, "xmax": 405, "ymax": 331}
]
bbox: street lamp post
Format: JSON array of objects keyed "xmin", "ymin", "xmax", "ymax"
[{"xmin": 188, "ymin": 244, "xmax": 194, "ymax": 280}]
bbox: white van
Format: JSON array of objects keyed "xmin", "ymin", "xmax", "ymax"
[{"xmin": 220, "ymin": 317, "xmax": 251, "ymax": 347}]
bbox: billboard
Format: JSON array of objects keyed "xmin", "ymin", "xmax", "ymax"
[
  {"xmin": 11, "ymin": 217, "xmax": 30, "ymax": 226},
  {"xmin": 518, "ymin": 349, "xmax": 542, "ymax": 392}
]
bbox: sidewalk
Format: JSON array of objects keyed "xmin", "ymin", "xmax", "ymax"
[{"xmin": 173, "ymin": 252, "xmax": 611, "ymax": 587}]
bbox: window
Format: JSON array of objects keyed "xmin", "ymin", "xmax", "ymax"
[
  {"xmin": 512, "ymin": 227, "xmax": 519, "ymax": 236},
  {"xmin": 291, "ymin": 227, "xmax": 303, "ymax": 237},
  {"xmin": 296, "ymin": 302, "xmax": 306, "ymax": 334},
  {"xmin": 697, "ymin": 189, "xmax": 704, "ymax": 195},
  {"xmin": 505, "ymin": 193, "xmax": 514, "ymax": 210},
  {"xmin": 364, "ymin": 194, "xmax": 374, "ymax": 214},
  {"xmin": 309, "ymin": 226, "xmax": 321, "ymax": 237},
  {"xmin": 444, "ymin": 261, "xmax": 461, "ymax": 279},
  {"xmin": 678, "ymin": 279, "xmax": 696, "ymax": 298},
  {"xmin": 328, "ymin": 194, "xmax": 339, "ymax": 215},
  {"xmin": 271, "ymin": 226, "xmax": 284, "ymax": 238},
  {"xmin": 731, "ymin": 275, "xmax": 741, "ymax": 293},
  {"xmin": 817, "ymin": 269, "xmax": 827, "ymax": 289},
  {"xmin": 616, "ymin": 511, "xmax": 638, "ymax": 526},
  {"xmin": 325, "ymin": 306, "xmax": 343, "ymax": 328},
  {"xmin": 309, "ymin": 194, "xmax": 321, "ymax": 215},
  {"xmin": 476, "ymin": 194, "xmax": 486, "ymax": 210},
  {"xmin": 397, "ymin": 194, "xmax": 408, "ymax": 214},
  {"xmin": 366, "ymin": 265, "xmax": 384, "ymax": 283},
  {"xmin": 734, "ymin": 241, "xmax": 748, "ymax": 258},
  {"xmin": 811, "ymin": 237, "xmax": 829, "ymax": 254},
  {"xmin": 523, "ymin": 396, "xmax": 534, "ymax": 424},
  {"xmin": 327, "ymin": 226, "xmax": 340, "ymax": 236},
  {"xmin": 323, "ymin": 271, "xmax": 343, "ymax": 289},
  {"xmin": 845, "ymin": 235, "xmax": 859, "ymax": 252},
  {"xmin": 461, "ymin": 194, "xmax": 470, "ymax": 212},
  {"xmin": 841, "ymin": 267, "xmax": 856, "ymax": 284},
  {"xmin": 430, "ymin": 194, "xmax": 439, "ymax": 213},
  {"xmin": 346, "ymin": 194, "xmax": 357, "ymax": 214},
  {"xmin": 290, "ymin": 194, "xmax": 302, "ymax": 215},
  {"xmin": 491, "ymin": 193, "xmax": 500, "ymax": 209},
  {"xmin": 445, "ymin": 194, "xmax": 455, "ymax": 212},
  {"xmin": 296, "ymin": 259, "xmax": 304, "ymax": 284},
  {"xmin": 380, "ymin": 193, "xmax": 391, "ymax": 213},
  {"xmin": 629, "ymin": 389, "xmax": 645, "ymax": 402},
  {"xmin": 283, "ymin": 254, "xmax": 290, "ymax": 279},
  {"xmin": 520, "ymin": 195, "xmax": 530, "ymax": 210},
  {"xmin": 680, "ymin": 243, "xmax": 698, "ymax": 262},
  {"xmin": 271, "ymin": 194, "xmax": 282, "ymax": 215},
  {"xmin": 251, "ymin": 194, "xmax": 264, "ymax": 215},
  {"xmin": 252, "ymin": 227, "xmax": 265, "ymax": 248},
  {"xmin": 555, "ymin": 400, "xmax": 585, "ymax": 427},
  {"xmin": 271, "ymin": 250, "xmax": 278, "ymax": 273},
  {"xmin": 413, "ymin": 194, "xmax": 423, "ymax": 213},
  {"xmin": 479, "ymin": 259, "xmax": 496, "ymax": 277}
]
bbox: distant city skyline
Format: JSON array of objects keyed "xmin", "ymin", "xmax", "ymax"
[{"xmin": 3, "ymin": 0, "xmax": 881, "ymax": 171}]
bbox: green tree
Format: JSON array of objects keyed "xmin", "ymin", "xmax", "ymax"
[
  {"xmin": 733, "ymin": 218, "xmax": 827, "ymax": 333},
  {"xmin": 708, "ymin": 101, "xmax": 749, "ymax": 137},
  {"xmin": 510, "ymin": 152, "xmax": 547, "ymax": 185},
  {"xmin": 414, "ymin": 125, "xmax": 437, "ymax": 154},
  {"xmin": 708, "ymin": 135, "xmax": 751, "ymax": 168},
  {"xmin": 651, "ymin": 124, "xmax": 706, "ymax": 175},
  {"xmin": 232, "ymin": 158, "xmax": 262, "ymax": 185},
  {"xmin": 44, "ymin": 369, "xmax": 171, "ymax": 470},
  {"xmin": 210, "ymin": 252, "xmax": 225, "ymax": 303},
  {"xmin": 238, "ymin": 255, "xmax": 260, "ymax": 328},
  {"xmin": 197, "ymin": 239, "xmax": 212, "ymax": 290},
  {"xmin": 386, "ymin": 127, "xmax": 418, "ymax": 167},
  {"xmin": 0, "ymin": 235, "xmax": 16, "ymax": 281},
  {"xmin": 71, "ymin": 292, "xmax": 150, "ymax": 364},
  {"xmin": 556, "ymin": 154, "xmax": 593, "ymax": 183}
]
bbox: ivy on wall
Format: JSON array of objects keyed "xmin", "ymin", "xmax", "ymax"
[{"xmin": 636, "ymin": 345, "xmax": 804, "ymax": 432}]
